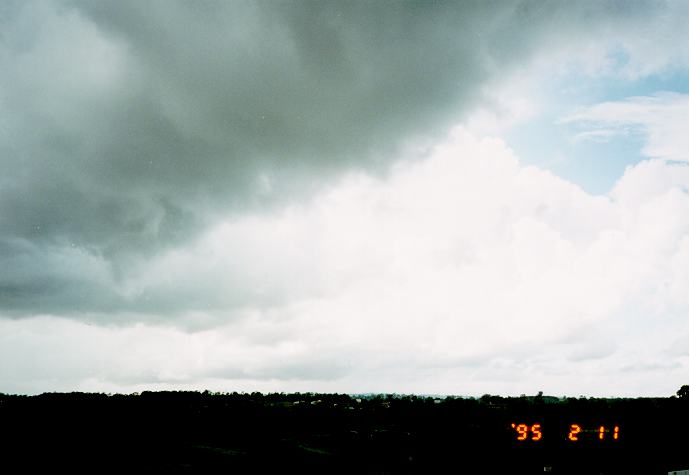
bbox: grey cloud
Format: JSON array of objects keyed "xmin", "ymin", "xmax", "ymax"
[
  {"xmin": 0, "ymin": 0, "xmax": 677, "ymax": 319},
  {"xmin": 209, "ymin": 358, "xmax": 352, "ymax": 383}
]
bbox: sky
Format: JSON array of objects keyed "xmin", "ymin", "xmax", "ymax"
[{"xmin": 1, "ymin": 0, "xmax": 689, "ymax": 397}]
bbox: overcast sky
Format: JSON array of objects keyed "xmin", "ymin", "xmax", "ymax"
[{"xmin": 2, "ymin": 0, "xmax": 689, "ymax": 396}]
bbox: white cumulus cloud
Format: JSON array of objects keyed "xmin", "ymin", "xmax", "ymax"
[{"xmin": 3, "ymin": 127, "xmax": 688, "ymax": 396}]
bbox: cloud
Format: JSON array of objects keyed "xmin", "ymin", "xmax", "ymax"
[
  {"xmin": 3, "ymin": 1, "xmax": 689, "ymax": 319},
  {"xmin": 3, "ymin": 1, "xmax": 689, "ymax": 396},
  {"xmin": 2, "ymin": 127, "xmax": 688, "ymax": 396},
  {"xmin": 563, "ymin": 92, "xmax": 689, "ymax": 161}
]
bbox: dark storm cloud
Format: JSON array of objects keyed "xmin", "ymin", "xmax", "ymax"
[{"xmin": 0, "ymin": 0, "xmax": 663, "ymax": 318}]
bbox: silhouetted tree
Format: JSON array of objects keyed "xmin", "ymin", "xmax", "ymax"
[{"xmin": 678, "ymin": 384, "xmax": 689, "ymax": 399}]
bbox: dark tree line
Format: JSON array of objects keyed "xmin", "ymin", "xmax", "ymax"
[{"xmin": 0, "ymin": 388, "xmax": 687, "ymax": 474}]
